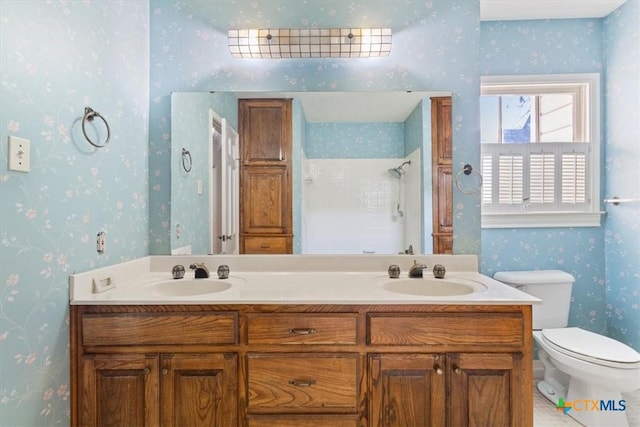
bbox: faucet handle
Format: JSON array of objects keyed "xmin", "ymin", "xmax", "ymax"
[{"xmin": 217, "ymin": 265, "xmax": 230, "ymax": 279}]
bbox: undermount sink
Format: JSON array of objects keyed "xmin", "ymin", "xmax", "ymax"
[
  {"xmin": 382, "ymin": 277, "xmax": 487, "ymax": 297},
  {"xmin": 146, "ymin": 277, "xmax": 241, "ymax": 297}
]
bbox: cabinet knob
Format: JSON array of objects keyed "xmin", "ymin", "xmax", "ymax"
[
  {"xmin": 162, "ymin": 368, "xmax": 169, "ymax": 375},
  {"xmin": 288, "ymin": 379, "xmax": 316, "ymax": 387},
  {"xmin": 144, "ymin": 367, "xmax": 151, "ymax": 375},
  {"xmin": 453, "ymin": 366, "xmax": 461, "ymax": 374},
  {"xmin": 434, "ymin": 366, "xmax": 443, "ymax": 375},
  {"xmin": 288, "ymin": 328, "xmax": 317, "ymax": 335}
]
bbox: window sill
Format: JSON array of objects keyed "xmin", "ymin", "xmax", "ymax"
[{"xmin": 481, "ymin": 211, "xmax": 604, "ymax": 229}]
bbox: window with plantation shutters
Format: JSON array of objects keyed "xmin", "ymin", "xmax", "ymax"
[{"xmin": 480, "ymin": 74, "xmax": 601, "ymax": 228}]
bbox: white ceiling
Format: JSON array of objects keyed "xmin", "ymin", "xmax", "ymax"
[{"xmin": 480, "ymin": 0, "xmax": 627, "ymax": 21}]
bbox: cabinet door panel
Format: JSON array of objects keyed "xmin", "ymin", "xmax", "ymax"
[
  {"xmin": 81, "ymin": 354, "xmax": 159, "ymax": 427},
  {"xmin": 368, "ymin": 353, "xmax": 445, "ymax": 427},
  {"xmin": 240, "ymin": 99, "xmax": 291, "ymax": 165},
  {"xmin": 241, "ymin": 166, "xmax": 289, "ymax": 234},
  {"xmin": 448, "ymin": 353, "xmax": 524, "ymax": 427},
  {"xmin": 161, "ymin": 353, "xmax": 237, "ymax": 427}
]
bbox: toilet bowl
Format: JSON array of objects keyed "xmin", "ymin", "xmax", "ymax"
[{"xmin": 494, "ymin": 270, "xmax": 640, "ymax": 427}]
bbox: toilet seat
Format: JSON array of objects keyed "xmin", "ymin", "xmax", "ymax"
[{"xmin": 541, "ymin": 327, "xmax": 640, "ymax": 369}]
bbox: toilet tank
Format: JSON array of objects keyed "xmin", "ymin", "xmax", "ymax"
[{"xmin": 494, "ymin": 270, "xmax": 575, "ymax": 330}]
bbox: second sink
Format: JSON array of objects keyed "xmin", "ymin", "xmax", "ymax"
[{"xmin": 382, "ymin": 277, "xmax": 487, "ymax": 297}]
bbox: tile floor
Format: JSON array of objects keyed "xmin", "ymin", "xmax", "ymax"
[{"xmin": 533, "ymin": 361, "xmax": 640, "ymax": 427}]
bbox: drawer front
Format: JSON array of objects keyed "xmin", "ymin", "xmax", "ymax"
[
  {"xmin": 243, "ymin": 236, "xmax": 290, "ymax": 254},
  {"xmin": 82, "ymin": 312, "xmax": 237, "ymax": 346},
  {"xmin": 247, "ymin": 354, "xmax": 358, "ymax": 412},
  {"xmin": 248, "ymin": 415, "xmax": 359, "ymax": 427},
  {"xmin": 368, "ymin": 313, "xmax": 524, "ymax": 346},
  {"xmin": 247, "ymin": 314, "xmax": 357, "ymax": 345}
]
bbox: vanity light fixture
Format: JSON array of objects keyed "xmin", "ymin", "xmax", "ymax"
[{"xmin": 228, "ymin": 28, "xmax": 392, "ymax": 59}]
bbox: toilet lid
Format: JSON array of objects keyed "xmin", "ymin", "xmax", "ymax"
[{"xmin": 542, "ymin": 327, "xmax": 640, "ymax": 366}]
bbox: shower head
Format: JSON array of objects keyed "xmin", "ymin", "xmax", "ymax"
[{"xmin": 387, "ymin": 160, "xmax": 411, "ymax": 179}]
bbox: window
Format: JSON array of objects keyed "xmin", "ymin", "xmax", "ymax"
[{"xmin": 480, "ymin": 74, "xmax": 601, "ymax": 228}]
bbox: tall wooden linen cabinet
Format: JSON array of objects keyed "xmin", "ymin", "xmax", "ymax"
[
  {"xmin": 431, "ymin": 97, "xmax": 453, "ymax": 254},
  {"xmin": 238, "ymin": 99, "xmax": 293, "ymax": 254}
]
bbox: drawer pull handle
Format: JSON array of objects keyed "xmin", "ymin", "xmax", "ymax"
[
  {"xmin": 453, "ymin": 366, "xmax": 461, "ymax": 374},
  {"xmin": 288, "ymin": 328, "xmax": 317, "ymax": 335},
  {"xmin": 288, "ymin": 379, "xmax": 316, "ymax": 387},
  {"xmin": 434, "ymin": 366, "xmax": 443, "ymax": 375},
  {"xmin": 260, "ymin": 245, "xmax": 270, "ymax": 249}
]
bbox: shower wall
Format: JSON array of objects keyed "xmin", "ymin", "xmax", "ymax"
[{"xmin": 302, "ymin": 158, "xmax": 416, "ymax": 254}]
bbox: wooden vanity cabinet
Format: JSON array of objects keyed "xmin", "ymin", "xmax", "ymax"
[
  {"xmin": 71, "ymin": 304, "xmax": 532, "ymax": 427},
  {"xmin": 238, "ymin": 99, "xmax": 293, "ymax": 253}
]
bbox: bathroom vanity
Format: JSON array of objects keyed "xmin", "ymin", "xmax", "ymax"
[{"xmin": 69, "ymin": 255, "xmax": 537, "ymax": 427}]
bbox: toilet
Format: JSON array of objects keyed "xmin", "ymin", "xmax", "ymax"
[{"xmin": 494, "ymin": 270, "xmax": 640, "ymax": 427}]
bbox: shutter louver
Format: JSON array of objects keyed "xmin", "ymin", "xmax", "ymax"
[
  {"xmin": 529, "ymin": 153, "xmax": 555, "ymax": 204},
  {"xmin": 561, "ymin": 152, "xmax": 587, "ymax": 204},
  {"xmin": 498, "ymin": 154, "xmax": 523, "ymax": 205}
]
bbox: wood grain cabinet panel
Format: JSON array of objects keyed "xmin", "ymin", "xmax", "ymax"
[
  {"xmin": 431, "ymin": 96, "xmax": 453, "ymax": 254},
  {"xmin": 80, "ymin": 354, "xmax": 159, "ymax": 427},
  {"xmin": 247, "ymin": 314, "xmax": 357, "ymax": 345},
  {"xmin": 239, "ymin": 98, "xmax": 293, "ymax": 253},
  {"xmin": 369, "ymin": 353, "xmax": 446, "ymax": 427},
  {"xmin": 247, "ymin": 354, "xmax": 359, "ymax": 413},
  {"xmin": 81, "ymin": 312, "xmax": 237, "ymax": 346},
  {"xmin": 368, "ymin": 313, "xmax": 524, "ymax": 347}
]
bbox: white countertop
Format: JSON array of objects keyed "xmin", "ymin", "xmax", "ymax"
[{"xmin": 69, "ymin": 255, "xmax": 540, "ymax": 305}]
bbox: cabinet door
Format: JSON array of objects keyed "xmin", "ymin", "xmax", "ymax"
[
  {"xmin": 160, "ymin": 353, "xmax": 237, "ymax": 427},
  {"xmin": 239, "ymin": 99, "xmax": 291, "ymax": 166},
  {"xmin": 80, "ymin": 354, "xmax": 159, "ymax": 427},
  {"xmin": 241, "ymin": 166, "xmax": 290, "ymax": 234},
  {"xmin": 448, "ymin": 353, "xmax": 526, "ymax": 427},
  {"xmin": 369, "ymin": 354, "xmax": 445, "ymax": 427},
  {"xmin": 431, "ymin": 97, "xmax": 452, "ymax": 164}
]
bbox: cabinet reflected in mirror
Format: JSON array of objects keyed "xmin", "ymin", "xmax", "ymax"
[{"xmin": 170, "ymin": 91, "xmax": 451, "ymax": 255}]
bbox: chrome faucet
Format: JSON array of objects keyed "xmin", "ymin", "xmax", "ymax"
[
  {"xmin": 189, "ymin": 263, "xmax": 210, "ymax": 279},
  {"xmin": 409, "ymin": 260, "xmax": 428, "ymax": 278}
]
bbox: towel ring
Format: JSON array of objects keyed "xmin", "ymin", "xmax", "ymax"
[
  {"xmin": 455, "ymin": 164, "xmax": 483, "ymax": 194},
  {"xmin": 182, "ymin": 148, "xmax": 192, "ymax": 173},
  {"xmin": 82, "ymin": 107, "xmax": 111, "ymax": 148}
]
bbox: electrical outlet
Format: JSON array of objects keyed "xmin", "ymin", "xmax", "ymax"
[
  {"xmin": 8, "ymin": 136, "xmax": 30, "ymax": 172},
  {"xmin": 96, "ymin": 231, "xmax": 106, "ymax": 253}
]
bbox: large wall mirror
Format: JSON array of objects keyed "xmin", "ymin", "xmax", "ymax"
[{"xmin": 170, "ymin": 90, "xmax": 451, "ymax": 256}]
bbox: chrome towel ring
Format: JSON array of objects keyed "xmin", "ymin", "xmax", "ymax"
[
  {"xmin": 455, "ymin": 163, "xmax": 483, "ymax": 194},
  {"xmin": 182, "ymin": 148, "xmax": 192, "ymax": 173},
  {"xmin": 82, "ymin": 107, "xmax": 111, "ymax": 148}
]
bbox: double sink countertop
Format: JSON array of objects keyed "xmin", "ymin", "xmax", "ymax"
[{"xmin": 69, "ymin": 254, "xmax": 540, "ymax": 305}]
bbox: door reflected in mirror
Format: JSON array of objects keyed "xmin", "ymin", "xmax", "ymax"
[{"xmin": 170, "ymin": 91, "xmax": 451, "ymax": 255}]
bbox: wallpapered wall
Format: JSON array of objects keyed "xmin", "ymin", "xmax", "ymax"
[
  {"xmin": 602, "ymin": 0, "xmax": 640, "ymax": 350},
  {"xmin": 0, "ymin": 0, "xmax": 637, "ymax": 425},
  {"xmin": 479, "ymin": 3, "xmax": 640, "ymax": 350},
  {"xmin": 0, "ymin": 1, "xmax": 150, "ymax": 425}
]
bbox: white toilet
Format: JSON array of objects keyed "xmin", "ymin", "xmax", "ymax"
[{"xmin": 494, "ymin": 269, "xmax": 640, "ymax": 427}]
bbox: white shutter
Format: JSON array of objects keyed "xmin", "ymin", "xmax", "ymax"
[
  {"xmin": 560, "ymin": 144, "xmax": 588, "ymax": 206},
  {"xmin": 498, "ymin": 153, "xmax": 524, "ymax": 205},
  {"xmin": 529, "ymin": 151, "xmax": 555, "ymax": 205}
]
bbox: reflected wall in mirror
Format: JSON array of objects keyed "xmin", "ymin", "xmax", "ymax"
[{"xmin": 170, "ymin": 91, "xmax": 451, "ymax": 255}]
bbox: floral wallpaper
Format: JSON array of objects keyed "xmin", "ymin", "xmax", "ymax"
[
  {"xmin": 0, "ymin": 0, "xmax": 636, "ymax": 425},
  {"xmin": 603, "ymin": 0, "xmax": 640, "ymax": 350},
  {"xmin": 480, "ymin": 6, "xmax": 639, "ymax": 350},
  {"xmin": 0, "ymin": 1, "xmax": 149, "ymax": 425}
]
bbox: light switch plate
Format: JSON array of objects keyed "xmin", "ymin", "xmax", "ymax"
[{"xmin": 8, "ymin": 136, "xmax": 30, "ymax": 172}]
